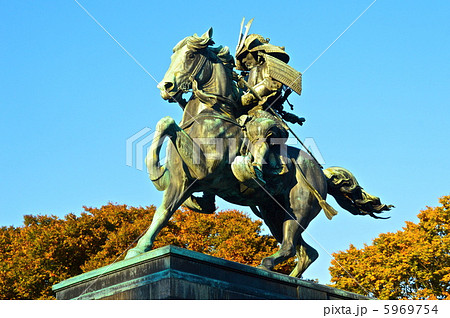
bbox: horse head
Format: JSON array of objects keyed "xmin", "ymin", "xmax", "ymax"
[
  {"xmin": 158, "ymin": 28, "xmax": 215, "ymax": 101},
  {"xmin": 158, "ymin": 28, "xmax": 236, "ymax": 107}
]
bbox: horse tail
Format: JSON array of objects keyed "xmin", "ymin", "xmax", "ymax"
[
  {"xmin": 146, "ymin": 130, "xmax": 170, "ymax": 191},
  {"xmin": 323, "ymin": 167, "xmax": 394, "ymax": 219}
]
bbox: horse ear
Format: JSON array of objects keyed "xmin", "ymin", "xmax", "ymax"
[
  {"xmin": 201, "ymin": 27, "xmax": 213, "ymax": 40},
  {"xmin": 200, "ymin": 27, "xmax": 215, "ymax": 46},
  {"xmin": 188, "ymin": 28, "xmax": 214, "ymax": 50}
]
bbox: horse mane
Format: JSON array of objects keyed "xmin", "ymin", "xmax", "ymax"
[
  {"xmin": 208, "ymin": 46, "xmax": 234, "ymax": 85},
  {"xmin": 173, "ymin": 36, "xmax": 235, "ymax": 70},
  {"xmin": 210, "ymin": 46, "xmax": 234, "ymax": 69},
  {"xmin": 173, "ymin": 38, "xmax": 188, "ymax": 53},
  {"xmin": 173, "ymin": 33, "xmax": 213, "ymax": 52}
]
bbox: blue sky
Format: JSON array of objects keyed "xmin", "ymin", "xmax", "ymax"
[{"xmin": 1, "ymin": 1, "xmax": 449, "ymax": 284}]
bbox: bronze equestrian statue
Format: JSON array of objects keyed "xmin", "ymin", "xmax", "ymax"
[{"xmin": 124, "ymin": 27, "xmax": 393, "ymax": 278}]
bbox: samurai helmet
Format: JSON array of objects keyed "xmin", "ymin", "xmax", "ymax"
[{"xmin": 235, "ymin": 18, "xmax": 289, "ymax": 70}]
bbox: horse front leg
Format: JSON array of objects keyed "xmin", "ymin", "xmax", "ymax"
[
  {"xmin": 125, "ymin": 182, "xmax": 193, "ymax": 259},
  {"xmin": 157, "ymin": 116, "xmax": 209, "ymax": 180},
  {"xmin": 126, "ymin": 117, "xmax": 207, "ymax": 259}
]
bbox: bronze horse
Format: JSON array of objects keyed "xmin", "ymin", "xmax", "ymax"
[{"xmin": 125, "ymin": 29, "xmax": 392, "ymax": 277}]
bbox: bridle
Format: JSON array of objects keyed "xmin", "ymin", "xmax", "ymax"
[
  {"xmin": 186, "ymin": 50, "xmax": 237, "ymax": 108},
  {"xmin": 188, "ymin": 53, "xmax": 207, "ymax": 85}
]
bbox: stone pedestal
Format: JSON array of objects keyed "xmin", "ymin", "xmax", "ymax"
[{"xmin": 52, "ymin": 245, "xmax": 368, "ymax": 300}]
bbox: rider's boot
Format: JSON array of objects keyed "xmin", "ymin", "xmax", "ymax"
[{"xmin": 250, "ymin": 141, "xmax": 269, "ymax": 186}]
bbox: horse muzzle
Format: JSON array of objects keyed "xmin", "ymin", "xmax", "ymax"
[
  {"xmin": 160, "ymin": 89, "xmax": 172, "ymax": 100},
  {"xmin": 158, "ymin": 81, "xmax": 176, "ymax": 100}
]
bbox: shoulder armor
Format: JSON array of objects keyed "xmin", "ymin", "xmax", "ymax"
[{"xmin": 263, "ymin": 54, "xmax": 302, "ymax": 95}]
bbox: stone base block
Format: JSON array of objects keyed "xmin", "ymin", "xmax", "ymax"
[{"xmin": 52, "ymin": 245, "xmax": 368, "ymax": 300}]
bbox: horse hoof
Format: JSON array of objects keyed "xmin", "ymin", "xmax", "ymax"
[
  {"xmin": 259, "ymin": 258, "xmax": 275, "ymax": 271},
  {"xmin": 257, "ymin": 265, "xmax": 271, "ymax": 271},
  {"xmin": 124, "ymin": 248, "xmax": 143, "ymax": 260}
]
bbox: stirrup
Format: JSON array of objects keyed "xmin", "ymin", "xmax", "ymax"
[
  {"xmin": 252, "ymin": 164, "xmax": 266, "ymax": 187},
  {"xmin": 231, "ymin": 156, "xmax": 266, "ymax": 189}
]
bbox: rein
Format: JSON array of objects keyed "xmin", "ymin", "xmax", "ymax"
[{"xmin": 188, "ymin": 54, "xmax": 207, "ymax": 84}]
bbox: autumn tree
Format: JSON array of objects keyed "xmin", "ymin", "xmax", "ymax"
[
  {"xmin": 0, "ymin": 204, "xmax": 294, "ymax": 300},
  {"xmin": 329, "ymin": 195, "xmax": 450, "ymax": 299}
]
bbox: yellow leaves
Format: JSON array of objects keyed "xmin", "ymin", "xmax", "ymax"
[
  {"xmin": 330, "ymin": 195, "xmax": 450, "ymax": 299},
  {"xmin": 0, "ymin": 204, "xmax": 156, "ymax": 299}
]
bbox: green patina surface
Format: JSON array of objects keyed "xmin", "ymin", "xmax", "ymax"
[{"xmin": 52, "ymin": 245, "xmax": 173, "ymax": 291}]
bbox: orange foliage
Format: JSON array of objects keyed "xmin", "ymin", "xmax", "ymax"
[
  {"xmin": 329, "ymin": 195, "xmax": 450, "ymax": 299},
  {"xmin": 0, "ymin": 204, "xmax": 294, "ymax": 299}
]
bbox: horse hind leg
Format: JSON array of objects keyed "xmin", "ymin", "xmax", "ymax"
[
  {"xmin": 290, "ymin": 236, "xmax": 319, "ymax": 278},
  {"xmin": 260, "ymin": 220, "xmax": 318, "ymax": 278},
  {"xmin": 259, "ymin": 218, "xmax": 300, "ymax": 271},
  {"xmin": 259, "ymin": 181, "xmax": 322, "ymax": 274},
  {"xmin": 182, "ymin": 193, "xmax": 216, "ymax": 214}
]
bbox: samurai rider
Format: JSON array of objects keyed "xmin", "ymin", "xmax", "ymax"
[{"xmin": 232, "ymin": 31, "xmax": 304, "ymax": 188}]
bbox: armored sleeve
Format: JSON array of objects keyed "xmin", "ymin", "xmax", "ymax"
[{"xmin": 241, "ymin": 63, "xmax": 283, "ymax": 108}]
